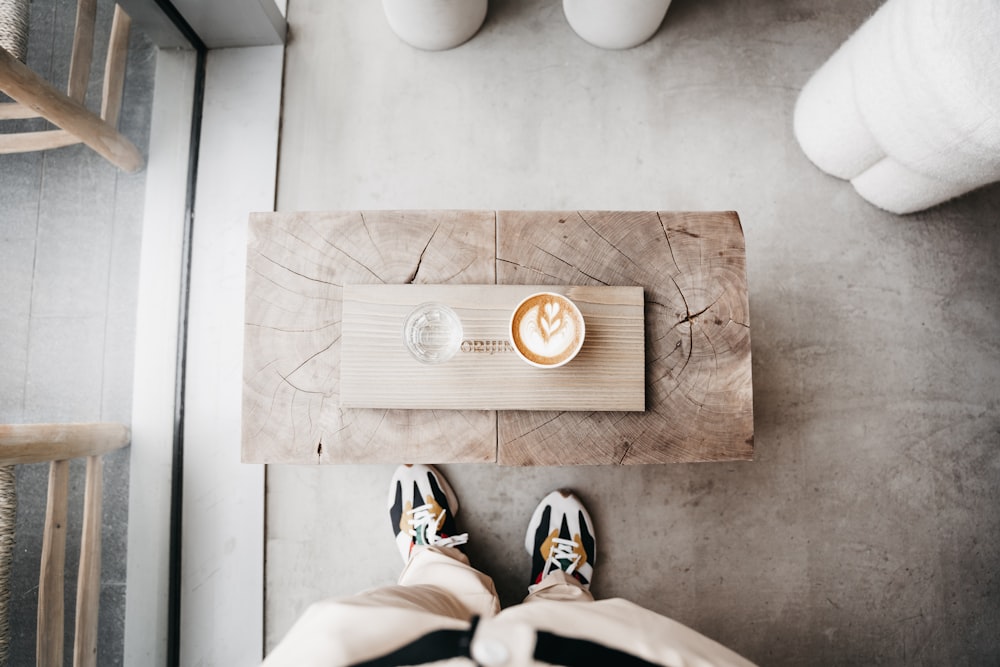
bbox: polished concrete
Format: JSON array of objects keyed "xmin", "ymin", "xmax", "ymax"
[{"xmin": 267, "ymin": 0, "xmax": 1000, "ymax": 663}]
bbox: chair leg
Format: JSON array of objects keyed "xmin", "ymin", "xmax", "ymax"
[
  {"xmin": 38, "ymin": 460, "xmax": 69, "ymax": 667},
  {"xmin": 68, "ymin": 0, "xmax": 98, "ymax": 102},
  {"xmin": 73, "ymin": 456, "xmax": 103, "ymax": 667},
  {"xmin": 101, "ymin": 5, "xmax": 131, "ymax": 128}
]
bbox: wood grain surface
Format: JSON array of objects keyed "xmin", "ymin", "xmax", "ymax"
[
  {"xmin": 74, "ymin": 456, "xmax": 103, "ymax": 667},
  {"xmin": 37, "ymin": 460, "xmax": 68, "ymax": 667},
  {"xmin": 242, "ymin": 210, "xmax": 498, "ymax": 464},
  {"xmin": 340, "ymin": 284, "xmax": 644, "ymax": 411},
  {"xmin": 243, "ymin": 210, "xmax": 753, "ymax": 465},
  {"xmin": 0, "ymin": 46, "xmax": 143, "ymax": 171},
  {"xmin": 496, "ymin": 210, "xmax": 753, "ymax": 464},
  {"xmin": 0, "ymin": 422, "xmax": 130, "ymax": 465}
]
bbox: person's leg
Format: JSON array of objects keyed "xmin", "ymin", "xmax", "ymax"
[
  {"xmin": 496, "ymin": 596, "xmax": 759, "ymax": 667},
  {"xmin": 387, "ymin": 463, "xmax": 500, "ymax": 618},
  {"xmin": 262, "ymin": 465, "xmax": 498, "ymax": 666},
  {"xmin": 388, "ymin": 544, "xmax": 500, "ymax": 618},
  {"xmin": 523, "ymin": 568, "xmax": 593, "ymax": 603},
  {"xmin": 477, "ymin": 488, "xmax": 758, "ymax": 667}
]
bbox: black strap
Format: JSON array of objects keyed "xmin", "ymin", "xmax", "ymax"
[
  {"xmin": 348, "ymin": 617, "xmax": 661, "ymax": 667},
  {"xmin": 348, "ymin": 616, "xmax": 479, "ymax": 667},
  {"xmin": 534, "ymin": 630, "xmax": 661, "ymax": 667}
]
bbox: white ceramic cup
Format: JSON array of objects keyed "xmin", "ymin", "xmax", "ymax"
[{"xmin": 509, "ymin": 292, "xmax": 586, "ymax": 369}]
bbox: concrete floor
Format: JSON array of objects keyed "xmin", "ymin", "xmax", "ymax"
[{"xmin": 266, "ymin": 0, "xmax": 1000, "ymax": 663}]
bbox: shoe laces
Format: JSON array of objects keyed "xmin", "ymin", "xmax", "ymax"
[
  {"xmin": 407, "ymin": 503, "xmax": 468, "ymax": 549},
  {"xmin": 545, "ymin": 537, "xmax": 582, "ymax": 576}
]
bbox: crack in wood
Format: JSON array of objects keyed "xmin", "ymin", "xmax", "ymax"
[
  {"xmin": 358, "ymin": 212, "xmax": 386, "ymax": 264},
  {"xmin": 406, "ymin": 224, "xmax": 439, "ymax": 284},
  {"xmin": 246, "ymin": 321, "xmax": 339, "ymax": 334},
  {"xmin": 700, "ymin": 326, "xmax": 719, "ymax": 370},
  {"xmin": 669, "ymin": 276, "xmax": 690, "ymax": 318},
  {"xmin": 681, "ymin": 294, "xmax": 723, "ymax": 324},
  {"xmin": 610, "ymin": 412, "xmax": 631, "ymax": 427},
  {"xmin": 649, "ymin": 339, "xmax": 686, "ymax": 383},
  {"xmin": 531, "ymin": 244, "xmax": 610, "ymax": 286},
  {"xmin": 277, "ymin": 372, "xmax": 329, "ymax": 396},
  {"xmin": 281, "ymin": 335, "xmax": 340, "ymax": 390},
  {"xmin": 656, "ymin": 212, "xmax": 682, "ymax": 276},
  {"xmin": 250, "ymin": 289, "xmax": 330, "ymax": 319},
  {"xmin": 655, "ymin": 214, "xmax": 706, "ymax": 387},
  {"xmin": 456, "ymin": 408, "xmax": 486, "ymax": 432},
  {"xmin": 246, "ymin": 362, "xmax": 285, "ymax": 440},
  {"xmin": 513, "ymin": 413, "xmax": 563, "ymax": 442},
  {"xmin": 438, "ymin": 255, "xmax": 477, "ymax": 283},
  {"xmin": 312, "ymin": 397, "xmax": 325, "ymax": 444},
  {"xmin": 362, "ymin": 410, "xmax": 389, "ymax": 450},
  {"xmin": 309, "ymin": 231, "xmax": 387, "ymax": 283},
  {"xmin": 247, "ymin": 357, "xmax": 281, "ymax": 383},
  {"xmin": 250, "ymin": 256, "xmax": 342, "ymax": 291},
  {"xmin": 673, "ymin": 227, "xmax": 701, "ymax": 238},
  {"xmin": 496, "ymin": 257, "xmax": 565, "ymax": 283},
  {"xmin": 532, "ymin": 244, "xmax": 575, "ymax": 270},
  {"xmin": 576, "ymin": 266, "xmax": 610, "ymax": 286},
  {"xmin": 537, "ymin": 246, "xmax": 585, "ymax": 280},
  {"xmin": 267, "ymin": 253, "xmax": 341, "ymax": 287},
  {"xmin": 575, "ymin": 211, "xmax": 646, "ymax": 274},
  {"xmin": 678, "ymin": 324, "xmax": 694, "ymax": 383},
  {"xmin": 246, "ymin": 265, "xmax": 295, "ymax": 296},
  {"xmin": 617, "ymin": 440, "xmax": 633, "ymax": 465}
]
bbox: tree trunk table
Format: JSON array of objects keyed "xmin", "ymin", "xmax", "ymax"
[{"xmin": 242, "ymin": 210, "xmax": 753, "ymax": 465}]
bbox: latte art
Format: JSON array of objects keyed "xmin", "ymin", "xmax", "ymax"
[
  {"xmin": 510, "ymin": 293, "xmax": 585, "ymax": 368},
  {"xmin": 518, "ymin": 301, "xmax": 577, "ymax": 356}
]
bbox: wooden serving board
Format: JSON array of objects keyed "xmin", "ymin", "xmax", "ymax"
[{"xmin": 340, "ymin": 284, "xmax": 645, "ymax": 411}]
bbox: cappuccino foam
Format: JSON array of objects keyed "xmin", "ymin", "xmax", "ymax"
[{"xmin": 511, "ymin": 293, "xmax": 584, "ymax": 367}]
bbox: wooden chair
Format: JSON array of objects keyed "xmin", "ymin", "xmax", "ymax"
[
  {"xmin": 0, "ymin": 423, "xmax": 130, "ymax": 667},
  {"xmin": 0, "ymin": 0, "xmax": 144, "ymax": 172}
]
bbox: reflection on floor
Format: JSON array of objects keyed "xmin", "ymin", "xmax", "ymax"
[{"xmin": 0, "ymin": 0, "xmax": 155, "ymax": 663}]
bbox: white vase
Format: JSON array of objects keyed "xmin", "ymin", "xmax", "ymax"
[
  {"xmin": 382, "ymin": 0, "xmax": 488, "ymax": 51},
  {"xmin": 563, "ymin": 0, "xmax": 672, "ymax": 50}
]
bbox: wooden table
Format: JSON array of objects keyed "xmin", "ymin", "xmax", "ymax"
[{"xmin": 242, "ymin": 210, "xmax": 753, "ymax": 465}]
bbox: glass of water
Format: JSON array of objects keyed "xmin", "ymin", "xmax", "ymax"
[{"xmin": 403, "ymin": 302, "xmax": 463, "ymax": 364}]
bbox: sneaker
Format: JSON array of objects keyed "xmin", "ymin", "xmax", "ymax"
[
  {"xmin": 524, "ymin": 489, "xmax": 596, "ymax": 589},
  {"xmin": 388, "ymin": 464, "xmax": 468, "ymax": 562}
]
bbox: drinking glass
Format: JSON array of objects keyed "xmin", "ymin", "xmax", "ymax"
[{"xmin": 403, "ymin": 302, "xmax": 463, "ymax": 364}]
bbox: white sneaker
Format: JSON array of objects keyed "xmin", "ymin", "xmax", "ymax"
[
  {"xmin": 525, "ymin": 489, "xmax": 596, "ymax": 590},
  {"xmin": 388, "ymin": 464, "xmax": 468, "ymax": 563}
]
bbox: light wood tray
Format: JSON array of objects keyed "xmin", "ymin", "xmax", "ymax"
[{"xmin": 340, "ymin": 284, "xmax": 645, "ymax": 411}]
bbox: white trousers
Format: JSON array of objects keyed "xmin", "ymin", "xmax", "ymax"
[{"xmin": 263, "ymin": 546, "xmax": 757, "ymax": 667}]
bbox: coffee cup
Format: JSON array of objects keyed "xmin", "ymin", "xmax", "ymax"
[{"xmin": 509, "ymin": 292, "xmax": 585, "ymax": 368}]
